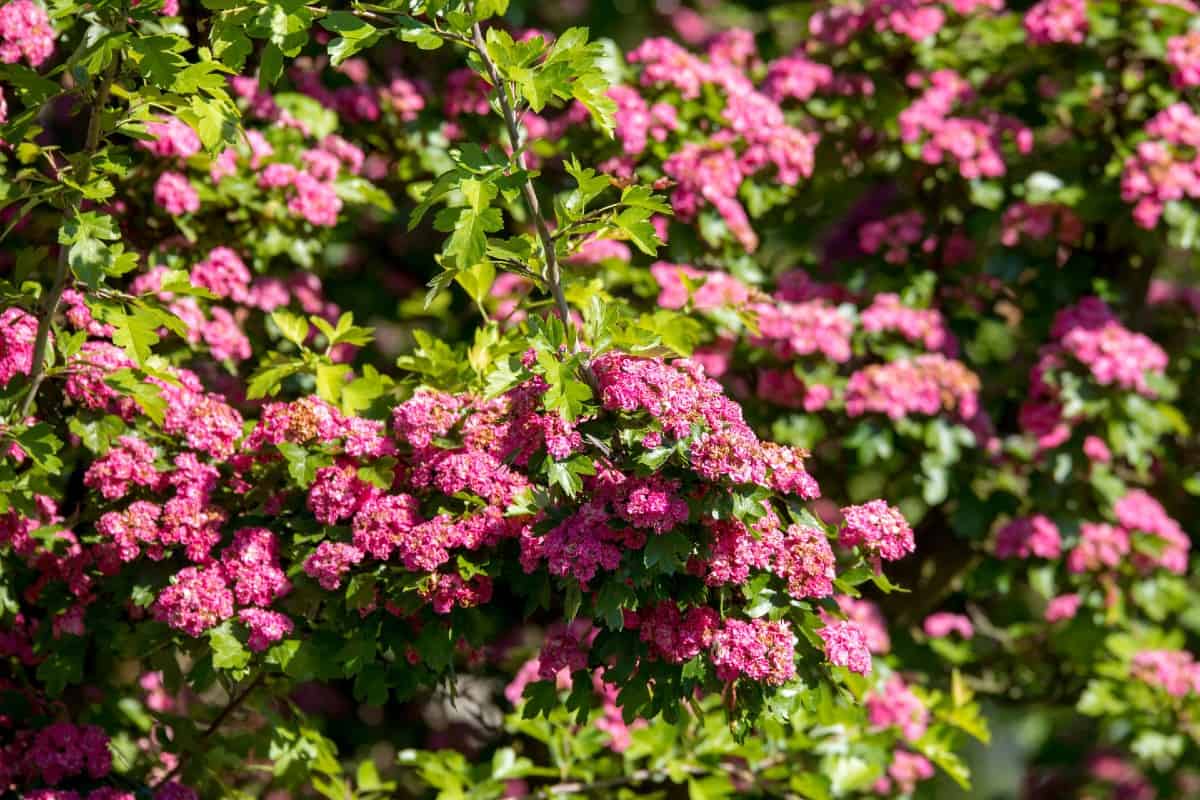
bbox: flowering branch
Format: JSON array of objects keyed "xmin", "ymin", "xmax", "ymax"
[{"xmin": 19, "ymin": 24, "xmax": 124, "ymax": 418}]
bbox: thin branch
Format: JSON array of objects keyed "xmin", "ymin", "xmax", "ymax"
[
  {"xmin": 468, "ymin": 27, "xmax": 570, "ymax": 328},
  {"xmin": 20, "ymin": 24, "xmax": 124, "ymax": 418},
  {"xmin": 153, "ymin": 672, "xmax": 267, "ymax": 788}
]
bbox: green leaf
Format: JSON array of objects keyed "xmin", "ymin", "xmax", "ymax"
[
  {"xmin": 272, "ymin": 309, "xmax": 310, "ymax": 347},
  {"xmin": 12, "ymin": 422, "xmax": 64, "ymax": 474},
  {"xmin": 210, "ymin": 622, "xmax": 251, "ymax": 670}
]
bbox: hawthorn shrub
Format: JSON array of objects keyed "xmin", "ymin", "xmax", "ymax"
[{"xmin": 0, "ymin": 0, "xmax": 1198, "ymax": 798}]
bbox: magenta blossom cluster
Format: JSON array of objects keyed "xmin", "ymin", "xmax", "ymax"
[
  {"xmin": 807, "ymin": 0, "xmax": 1003, "ymax": 44},
  {"xmin": 1121, "ymin": 103, "xmax": 1200, "ymax": 229},
  {"xmin": 0, "ymin": 0, "xmax": 54, "ymax": 67},
  {"xmin": 0, "ymin": 306, "xmax": 37, "ymax": 386},
  {"xmin": 1131, "ymin": 650, "xmax": 1200, "ymax": 698},
  {"xmin": 1023, "ymin": 0, "xmax": 1088, "ymax": 45},
  {"xmin": 1167, "ymin": 31, "xmax": 1200, "ymax": 88},
  {"xmin": 623, "ymin": 36, "xmax": 818, "ymax": 252},
  {"xmin": 845, "ymin": 354, "xmax": 981, "ymax": 421},
  {"xmin": 0, "ymin": 722, "xmax": 111, "ymax": 789},
  {"xmin": 899, "ymin": 69, "xmax": 1032, "ymax": 179}
]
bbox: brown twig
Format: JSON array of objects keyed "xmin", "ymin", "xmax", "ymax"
[{"xmin": 153, "ymin": 672, "xmax": 267, "ymax": 788}]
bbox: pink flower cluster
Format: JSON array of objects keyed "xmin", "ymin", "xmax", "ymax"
[
  {"xmin": 751, "ymin": 299, "xmax": 854, "ymax": 363},
  {"xmin": 190, "ymin": 247, "xmax": 252, "ymax": 302},
  {"xmin": 609, "ymin": 84, "xmax": 678, "ymax": 156},
  {"xmin": 1050, "ymin": 297, "xmax": 1168, "ymax": 395},
  {"xmin": 152, "ymin": 528, "xmax": 291, "ymax": 646},
  {"xmin": 840, "ymin": 500, "xmax": 915, "ymax": 562},
  {"xmin": 0, "ymin": 722, "xmax": 111, "ymax": 789},
  {"xmin": 994, "ymin": 514, "xmax": 1062, "ymax": 559},
  {"xmin": 83, "ymin": 436, "xmax": 162, "ymax": 501},
  {"xmin": 900, "ymin": 70, "xmax": 1032, "ymax": 179},
  {"xmin": 1000, "ymin": 202, "xmax": 1083, "ymax": 261},
  {"xmin": 154, "ymin": 171, "xmax": 199, "ymax": 216},
  {"xmin": 808, "ymin": 0, "xmax": 1002, "ymax": 44},
  {"xmin": 1121, "ymin": 103, "xmax": 1200, "ymax": 228},
  {"xmin": 1167, "ymin": 31, "xmax": 1200, "ymax": 88},
  {"xmin": 629, "ymin": 38, "xmax": 817, "ymax": 253},
  {"xmin": 1024, "ymin": 0, "xmax": 1088, "ymax": 45},
  {"xmin": 860, "ymin": 293, "xmax": 956, "ymax": 354},
  {"xmin": 817, "ymin": 619, "xmax": 872, "ymax": 674},
  {"xmin": 634, "ymin": 602, "xmax": 719, "ymax": 663},
  {"xmin": 858, "ymin": 210, "xmax": 929, "ymax": 264},
  {"xmin": 867, "ymin": 676, "xmax": 929, "ymax": 741},
  {"xmin": 0, "ymin": 0, "xmax": 54, "ymax": 67},
  {"xmin": 651, "ymin": 262, "xmax": 753, "ymax": 311},
  {"xmin": 845, "ymin": 354, "xmax": 981, "ymax": 420},
  {"xmin": 139, "ymin": 116, "xmax": 202, "ymax": 160},
  {"xmin": 1114, "ymin": 490, "xmax": 1190, "ymax": 574},
  {"xmin": 1131, "ymin": 650, "xmax": 1200, "ymax": 697},
  {"xmin": 0, "ymin": 306, "xmax": 37, "ymax": 386},
  {"xmin": 710, "ymin": 618, "xmax": 796, "ymax": 685},
  {"xmin": 923, "ymin": 612, "xmax": 973, "ymax": 639}
]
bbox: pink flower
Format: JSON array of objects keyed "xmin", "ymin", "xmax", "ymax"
[
  {"xmin": 1024, "ymin": 0, "xmax": 1088, "ymax": 45},
  {"xmin": 636, "ymin": 603, "xmax": 719, "ymax": 663},
  {"xmin": 1068, "ymin": 522, "xmax": 1130, "ymax": 573},
  {"xmin": 923, "ymin": 612, "xmax": 973, "ymax": 639},
  {"xmin": 0, "ymin": 0, "xmax": 55, "ymax": 67},
  {"xmin": 152, "ymin": 565, "xmax": 234, "ymax": 637},
  {"xmin": 139, "ymin": 116, "xmax": 201, "ymax": 160},
  {"xmin": 0, "ymin": 306, "xmax": 39, "ymax": 386},
  {"xmin": 818, "ymin": 620, "xmax": 872, "ymax": 674},
  {"xmin": 154, "ymin": 171, "xmax": 200, "ymax": 215},
  {"xmin": 839, "ymin": 500, "xmax": 915, "ymax": 562},
  {"xmin": 303, "ymin": 541, "xmax": 364, "ymax": 590},
  {"xmin": 1131, "ymin": 649, "xmax": 1200, "ymax": 697},
  {"xmin": 288, "ymin": 171, "xmax": 342, "ymax": 226},
  {"xmin": 1082, "ymin": 435, "xmax": 1111, "ymax": 464},
  {"xmin": 238, "ymin": 608, "xmax": 294, "ymax": 652},
  {"xmin": 191, "ymin": 247, "xmax": 251, "ymax": 302},
  {"xmin": 23, "ymin": 722, "xmax": 112, "ymax": 786},
  {"xmin": 867, "ymin": 676, "xmax": 929, "ymax": 741},
  {"xmin": 1168, "ymin": 31, "xmax": 1200, "ymax": 88},
  {"xmin": 1045, "ymin": 593, "xmax": 1081, "ymax": 622},
  {"xmin": 994, "ymin": 514, "xmax": 1062, "ymax": 560},
  {"xmin": 710, "ymin": 618, "xmax": 796, "ymax": 685},
  {"xmin": 83, "ymin": 435, "xmax": 162, "ymax": 501},
  {"xmin": 220, "ymin": 528, "xmax": 291, "ymax": 607}
]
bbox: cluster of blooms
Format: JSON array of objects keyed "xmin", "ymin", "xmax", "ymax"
[
  {"xmin": 608, "ymin": 84, "xmax": 678, "ymax": 156},
  {"xmin": 288, "ymin": 56, "xmax": 426, "ymax": 125},
  {"xmin": 1060, "ymin": 492, "xmax": 1188, "ymax": 578},
  {"xmin": 995, "ymin": 514, "xmax": 1062, "ymax": 560},
  {"xmin": 709, "ymin": 618, "xmax": 797, "ymax": 685},
  {"xmin": 860, "ymin": 293, "xmax": 956, "ymax": 354},
  {"xmin": 899, "ymin": 70, "xmax": 1032, "ymax": 179},
  {"xmin": 807, "ymin": 0, "xmax": 1003, "ymax": 44},
  {"xmin": 1000, "ymin": 201, "xmax": 1083, "ymax": 264},
  {"xmin": 1167, "ymin": 31, "xmax": 1200, "ymax": 88},
  {"xmin": 0, "ymin": 305, "xmax": 37, "ymax": 385},
  {"xmin": 0, "ymin": 0, "xmax": 54, "ymax": 67},
  {"xmin": 923, "ymin": 612, "xmax": 974, "ymax": 639},
  {"xmin": 867, "ymin": 675, "xmax": 929, "ymax": 741},
  {"xmin": 763, "ymin": 52, "xmax": 874, "ymax": 102},
  {"xmin": 1121, "ymin": 103, "xmax": 1200, "ymax": 229},
  {"xmin": 153, "ymin": 171, "xmax": 200, "ymax": 216},
  {"xmin": 1023, "ymin": 0, "xmax": 1089, "ymax": 46},
  {"xmin": 845, "ymin": 354, "xmax": 981, "ymax": 421},
  {"xmin": 1048, "ymin": 297, "xmax": 1168, "ymax": 395},
  {"xmin": 858, "ymin": 210, "xmax": 932, "ymax": 265},
  {"xmin": 1131, "ymin": 650, "xmax": 1200, "ymax": 698},
  {"xmin": 623, "ymin": 36, "xmax": 818, "ymax": 252}
]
